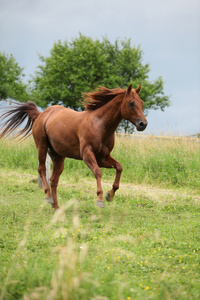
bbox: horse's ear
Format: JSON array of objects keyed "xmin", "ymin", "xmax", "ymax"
[
  {"xmin": 135, "ymin": 85, "xmax": 141, "ymax": 94},
  {"xmin": 127, "ymin": 84, "xmax": 132, "ymax": 95}
]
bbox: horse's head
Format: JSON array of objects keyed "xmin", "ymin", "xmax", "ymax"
[{"xmin": 121, "ymin": 84, "xmax": 148, "ymax": 131}]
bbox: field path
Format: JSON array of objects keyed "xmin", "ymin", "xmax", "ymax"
[
  {"xmin": 59, "ymin": 177, "xmax": 200, "ymax": 204},
  {"xmin": 119, "ymin": 182, "xmax": 200, "ymax": 202}
]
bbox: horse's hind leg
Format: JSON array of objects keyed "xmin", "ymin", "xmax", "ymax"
[
  {"xmin": 37, "ymin": 145, "xmax": 52, "ymax": 202},
  {"xmin": 49, "ymin": 153, "xmax": 65, "ymax": 210},
  {"xmin": 98, "ymin": 155, "xmax": 123, "ymax": 202}
]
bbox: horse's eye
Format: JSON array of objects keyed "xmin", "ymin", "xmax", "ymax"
[{"xmin": 128, "ymin": 101, "xmax": 135, "ymax": 108}]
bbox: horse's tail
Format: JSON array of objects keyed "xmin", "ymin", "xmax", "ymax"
[{"xmin": 0, "ymin": 101, "xmax": 41, "ymax": 139}]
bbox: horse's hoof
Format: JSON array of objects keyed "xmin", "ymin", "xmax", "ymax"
[
  {"xmin": 105, "ymin": 191, "xmax": 114, "ymax": 202},
  {"xmin": 45, "ymin": 197, "xmax": 53, "ymax": 204},
  {"xmin": 54, "ymin": 207, "xmax": 61, "ymax": 212},
  {"xmin": 96, "ymin": 200, "xmax": 105, "ymax": 208}
]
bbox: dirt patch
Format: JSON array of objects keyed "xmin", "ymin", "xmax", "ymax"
[
  {"xmin": 59, "ymin": 176, "xmax": 200, "ymax": 203},
  {"xmin": 118, "ymin": 182, "xmax": 200, "ymax": 203}
]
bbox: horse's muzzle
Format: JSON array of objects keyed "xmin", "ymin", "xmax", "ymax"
[{"xmin": 135, "ymin": 119, "xmax": 148, "ymax": 131}]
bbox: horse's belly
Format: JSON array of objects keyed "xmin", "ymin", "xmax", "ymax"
[{"xmin": 49, "ymin": 135, "xmax": 81, "ymax": 159}]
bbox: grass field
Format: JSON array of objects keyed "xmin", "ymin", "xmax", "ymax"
[{"xmin": 0, "ymin": 135, "xmax": 200, "ymax": 300}]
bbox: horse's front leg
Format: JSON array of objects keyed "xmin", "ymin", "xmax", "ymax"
[
  {"xmin": 82, "ymin": 146, "xmax": 104, "ymax": 208},
  {"xmin": 98, "ymin": 155, "xmax": 123, "ymax": 202}
]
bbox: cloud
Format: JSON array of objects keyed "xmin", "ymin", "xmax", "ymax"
[{"xmin": 0, "ymin": 0, "xmax": 199, "ymax": 134}]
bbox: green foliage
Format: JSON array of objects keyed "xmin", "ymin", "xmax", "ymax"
[
  {"xmin": 0, "ymin": 52, "xmax": 28, "ymax": 101},
  {"xmin": 31, "ymin": 35, "xmax": 170, "ymax": 121}
]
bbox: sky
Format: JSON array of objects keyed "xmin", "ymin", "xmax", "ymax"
[{"xmin": 0, "ymin": 0, "xmax": 200, "ymax": 136}]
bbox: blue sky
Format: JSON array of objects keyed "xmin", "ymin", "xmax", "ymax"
[{"xmin": 0, "ymin": 0, "xmax": 199, "ymax": 135}]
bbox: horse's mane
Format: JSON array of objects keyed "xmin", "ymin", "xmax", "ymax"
[{"xmin": 83, "ymin": 86, "xmax": 126, "ymax": 111}]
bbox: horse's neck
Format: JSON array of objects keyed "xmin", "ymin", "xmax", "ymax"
[{"xmin": 95, "ymin": 95, "xmax": 123, "ymax": 134}]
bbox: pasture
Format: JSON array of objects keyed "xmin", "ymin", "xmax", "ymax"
[{"xmin": 0, "ymin": 135, "xmax": 200, "ymax": 300}]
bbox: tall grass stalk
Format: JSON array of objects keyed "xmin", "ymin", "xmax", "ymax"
[
  {"xmin": 0, "ymin": 135, "xmax": 199, "ymax": 189},
  {"xmin": 0, "ymin": 134, "xmax": 200, "ymax": 299}
]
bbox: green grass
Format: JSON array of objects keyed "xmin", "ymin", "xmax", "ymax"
[
  {"xmin": 0, "ymin": 135, "xmax": 199, "ymax": 189},
  {"xmin": 0, "ymin": 135, "xmax": 200, "ymax": 299}
]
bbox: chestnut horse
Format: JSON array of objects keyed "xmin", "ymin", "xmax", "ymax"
[{"xmin": 0, "ymin": 84, "xmax": 147, "ymax": 209}]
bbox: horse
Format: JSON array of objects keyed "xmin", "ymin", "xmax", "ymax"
[{"xmin": 0, "ymin": 84, "xmax": 147, "ymax": 210}]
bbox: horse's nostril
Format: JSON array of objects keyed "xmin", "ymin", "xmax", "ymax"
[{"xmin": 137, "ymin": 120, "xmax": 147, "ymax": 131}]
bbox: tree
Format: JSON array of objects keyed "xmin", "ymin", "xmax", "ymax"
[
  {"xmin": 0, "ymin": 52, "xmax": 28, "ymax": 101},
  {"xmin": 31, "ymin": 34, "xmax": 170, "ymax": 132}
]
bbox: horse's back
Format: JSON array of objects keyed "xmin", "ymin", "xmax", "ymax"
[{"xmin": 44, "ymin": 106, "xmax": 86, "ymax": 134}]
